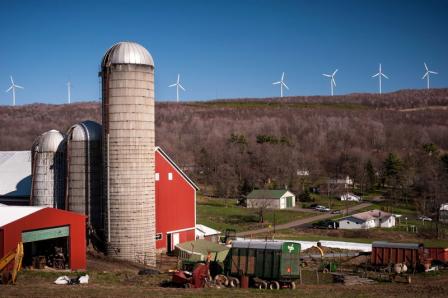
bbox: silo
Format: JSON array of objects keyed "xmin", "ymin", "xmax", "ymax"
[
  {"xmin": 66, "ymin": 120, "xmax": 103, "ymax": 234},
  {"xmin": 31, "ymin": 129, "xmax": 66, "ymax": 208},
  {"xmin": 100, "ymin": 42, "xmax": 156, "ymax": 265}
]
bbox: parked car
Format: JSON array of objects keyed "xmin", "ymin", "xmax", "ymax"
[
  {"xmin": 331, "ymin": 210, "xmax": 342, "ymax": 214},
  {"xmin": 417, "ymin": 215, "xmax": 432, "ymax": 222},
  {"xmin": 315, "ymin": 205, "xmax": 330, "ymax": 212},
  {"xmin": 312, "ymin": 220, "xmax": 339, "ymax": 229}
]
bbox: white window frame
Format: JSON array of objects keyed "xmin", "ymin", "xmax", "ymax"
[
  {"xmin": 155, "ymin": 173, "xmax": 160, "ymax": 181},
  {"xmin": 168, "ymin": 172, "xmax": 173, "ymax": 181}
]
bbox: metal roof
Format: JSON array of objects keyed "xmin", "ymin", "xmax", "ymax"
[
  {"xmin": 232, "ymin": 240, "xmax": 284, "ymax": 250},
  {"xmin": 247, "ymin": 189, "xmax": 294, "ymax": 199},
  {"xmin": 102, "ymin": 41, "xmax": 154, "ymax": 67},
  {"xmin": 0, "ymin": 151, "xmax": 31, "ymax": 197},
  {"xmin": 68, "ymin": 120, "xmax": 102, "ymax": 141},
  {"xmin": 372, "ymin": 241, "xmax": 422, "ymax": 249},
  {"xmin": 0, "ymin": 206, "xmax": 45, "ymax": 227},
  {"xmin": 195, "ymin": 224, "xmax": 220, "ymax": 236},
  {"xmin": 35, "ymin": 130, "xmax": 65, "ymax": 153}
]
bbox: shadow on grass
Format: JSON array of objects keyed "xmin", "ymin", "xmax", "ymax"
[{"xmin": 224, "ymin": 214, "xmax": 258, "ymax": 224}]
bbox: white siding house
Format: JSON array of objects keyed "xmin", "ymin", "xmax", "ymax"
[{"xmin": 339, "ymin": 209, "xmax": 396, "ymax": 230}]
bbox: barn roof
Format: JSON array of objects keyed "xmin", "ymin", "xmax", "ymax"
[
  {"xmin": 247, "ymin": 189, "xmax": 294, "ymax": 199},
  {"xmin": 155, "ymin": 147, "xmax": 199, "ymax": 190},
  {"xmin": 0, "ymin": 206, "xmax": 45, "ymax": 227},
  {"xmin": 196, "ymin": 224, "xmax": 220, "ymax": 236},
  {"xmin": 0, "ymin": 151, "xmax": 31, "ymax": 197}
]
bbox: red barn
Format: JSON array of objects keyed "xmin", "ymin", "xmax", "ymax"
[
  {"xmin": 155, "ymin": 147, "xmax": 199, "ymax": 252},
  {"xmin": 0, "ymin": 206, "xmax": 86, "ymax": 270}
]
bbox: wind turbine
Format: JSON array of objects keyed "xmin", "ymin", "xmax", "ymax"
[
  {"xmin": 168, "ymin": 74, "xmax": 185, "ymax": 102},
  {"xmin": 272, "ymin": 72, "xmax": 289, "ymax": 97},
  {"xmin": 422, "ymin": 63, "xmax": 438, "ymax": 89},
  {"xmin": 67, "ymin": 81, "xmax": 71, "ymax": 104},
  {"xmin": 372, "ymin": 63, "xmax": 389, "ymax": 94},
  {"xmin": 322, "ymin": 69, "xmax": 338, "ymax": 96},
  {"xmin": 5, "ymin": 76, "xmax": 24, "ymax": 106}
]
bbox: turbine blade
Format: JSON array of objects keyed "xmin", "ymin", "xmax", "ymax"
[
  {"xmin": 281, "ymin": 72, "xmax": 285, "ymax": 80},
  {"xmin": 422, "ymin": 72, "xmax": 428, "ymax": 79},
  {"xmin": 429, "ymin": 71, "xmax": 438, "ymax": 74},
  {"xmin": 10, "ymin": 76, "xmax": 14, "ymax": 84},
  {"xmin": 6, "ymin": 86, "xmax": 12, "ymax": 92},
  {"xmin": 382, "ymin": 73, "xmax": 389, "ymax": 79},
  {"xmin": 372, "ymin": 73, "xmax": 380, "ymax": 78},
  {"xmin": 15, "ymin": 85, "xmax": 24, "ymax": 89},
  {"xmin": 273, "ymin": 81, "xmax": 281, "ymax": 85},
  {"xmin": 178, "ymin": 83, "xmax": 185, "ymax": 91},
  {"xmin": 169, "ymin": 83, "xmax": 177, "ymax": 87},
  {"xmin": 333, "ymin": 69, "xmax": 338, "ymax": 76},
  {"xmin": 424, "ymin": 62, "xmax": 428, "ymax": 71},
  {"xmin": 282, "ymin": 82, "xmax": 289, "ymax": 90},
  {"xmin": 177, "ymin": 74, "xmax": 180, "ymax": 83},
  {"xmin": 332, "ymin": 78, "xmax": 336, "ymax": 87},
  {"xmin": 322, "ymin": 74, "xmax": 331, "ymax": 77}
]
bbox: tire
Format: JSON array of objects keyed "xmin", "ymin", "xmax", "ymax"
[
  {"xmin": 229, "ymin": 277, "xmax": 240, "ymax": 288},
  {"xmin": 323, "ymin": 268, "xmax": 329, "ymax": 274},
  {"xmin": 269, "ymin": 281, "xmax": 280, "ymax": 290},
  {"xmin": 258, "ymin": 280, "xmax": 268, "ymax": 289},
  {"xmin": 214, "ymin": 274, "xmax": 229, "ymax": 287}
]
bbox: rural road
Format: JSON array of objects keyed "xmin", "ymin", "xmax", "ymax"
[{"xmin": 236, "ymin": 202, "xmax": 372, "ymax": 237}]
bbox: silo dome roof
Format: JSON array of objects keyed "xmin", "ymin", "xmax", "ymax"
[
  {"xmin": 36, "ymin": 130, "xmax": 65, "ymax": 153},
  {"xmin": 69, "ymin": 120, "xmax": 102, "ymax": 141},
  {"xmin": 101, "ymin": 41, "xmax": 154, "ymax": 67}
]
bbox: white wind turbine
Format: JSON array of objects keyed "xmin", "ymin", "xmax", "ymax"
[
  {"xmin": 422, "ymin": 63, "xmax": 438, "ymax": 89},
  {"xmin": 272, "ymin": 72, "xmax": 289, "ymax": 97},
  {"xmin": 6, "ymin": 76, "xmax": 24, "ymax": 106},
  {"xmin": 372, "ymin": 63, "xmax": 389, "ymax": 94},
  {"xmin": 322, "ymin": 69, "xmax": 338, "ymax": 96},
  {"xmin": 67, "ymin": 81, "xmax": 72, "ymax": 104},
  {"xmin": 168, "ymin": 74, "xmax": 185, "ymax": 102}
]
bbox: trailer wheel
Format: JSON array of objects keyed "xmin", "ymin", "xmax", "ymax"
[
  {"xmin": 229, "ymin": 277, "xmax": 240, "ymax": 288},
  {"xmin": 290, "ymin": 281, "xmax": 296, "ymax": 289},
  {"xmin": 214, "ymin": 274, "xmax": 229, "ymax": 287},
  {"xmin": 269, "ymin": 281, "xmax": 280, "ymax": 290},
  {"xmin": 183, "ymin": 283, "xmax": 191, "ymax": 288},
  {"xmin": 257, "ymin": 280, "xmax": 268, "ymax": 289}
]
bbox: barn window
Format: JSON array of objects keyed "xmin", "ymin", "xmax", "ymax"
[
  {"xmin": 168, "ymin": 172, "xmax": 173, "ymax": 180},
  {"xmin": 155, "ymin": 173, "xmax": 160, "ymax": 181}
]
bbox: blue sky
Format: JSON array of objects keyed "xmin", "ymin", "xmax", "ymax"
[{"xmin": 0, "ymin": 0, "xmax": 447, "ymax": 104}]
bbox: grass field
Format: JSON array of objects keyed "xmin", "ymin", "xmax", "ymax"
[{"xmin": 196, "ymin": 196, "xmax": 315, "ymax": 232}]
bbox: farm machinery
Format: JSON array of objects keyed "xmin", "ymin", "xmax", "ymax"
[{"xmin": 0, "ymin": 242, "xmax": 24, "ymax": 285}]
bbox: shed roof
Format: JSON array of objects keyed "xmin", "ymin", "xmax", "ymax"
[
  {"xmin": 0, "ymin": 151, "xmax": 31, "ymax": 197},
  {"xmin": 196, "ymin": 224, "xmax": 220, "ymax": 236},
  {"xmin": 247, "ymin": 189, "xmax": 294, "ymax": 199},
  {"xmin": 0, "ymin": 206, "xmax": 45, "ymax": 227},
  {"xmin": 343, "ymin": 209, "xmax": 393, "ymax": 222}
]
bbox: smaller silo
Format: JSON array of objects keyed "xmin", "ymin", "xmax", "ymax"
[
  {"xmin": 66, "ymin": 120, "xmax": 103, "ymax": 233},
  {"xmin": 31, "ymin": 129, "xmax": 66, "ymax": 208}
]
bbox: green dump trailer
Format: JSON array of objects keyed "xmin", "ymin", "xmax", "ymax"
[{"xmin": 223, "ymin": 240, "xmax": 301, "ymax": 289}]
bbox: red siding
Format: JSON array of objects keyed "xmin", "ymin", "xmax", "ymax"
[
  {"xmin": 1, "ymin": 208, "xmax": 86, "ymax": 270},
  {"xmin": 155, "ymin": 150, "xmax": 196, "ymax": 249}
]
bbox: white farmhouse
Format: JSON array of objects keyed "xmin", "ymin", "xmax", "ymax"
[
  {"xmin": 338, "ymin": 209, "xmax": 395, "ymax": 230},
  {"xmin": 246, "ymin": 189, "xmax": 296, "ymax": 209}
]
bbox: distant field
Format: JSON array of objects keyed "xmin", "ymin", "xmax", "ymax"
[{"xmin": 196, "ymin": 196, "xmax": 315, "ymax": 233}]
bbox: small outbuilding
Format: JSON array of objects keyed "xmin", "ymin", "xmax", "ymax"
[
  {"xmin": 246, "ymin": 189, "xmax": 296, "ymax": 209},
  {"xmin": 338, "ymin": 209, "xmax": 395, "ymax": 230},
  {"xmin": 440, "ymin": 203, "xmax": 448, "ymax": 224},
  {"xmin": 195, "ymin": 224, "xmax": 221, "ymax": 243},
  {"xmin": 340, "ymin": 193, "xmax": 361, "ymax": 202},
  {"xmin": 0, "ymin": 151, "xmax": 31, "ymax": 206},
  {"xmin": 0, "ymin": 205, "xmax": 86, "ymax": 270}
]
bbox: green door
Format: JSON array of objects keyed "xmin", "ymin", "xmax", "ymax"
[
  {"xmin": 22, "ymin": 226, "xmax": 69, "ymax": 243},
  {"xmin": 286, "ymin": 197, "xmax": 293, "ymax": 208}
]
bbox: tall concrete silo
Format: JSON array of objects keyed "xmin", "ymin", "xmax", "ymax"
[
  {"xmin": 31, "ymin": 129, "xmax": 66, "ymax": 208},
  {"xmin": 66, "ymin": 120, "xmax": 103, "ymax": 233},
  {"xmin": 100, "ymin": 42, "xmax": 156, "ymax": 265}
]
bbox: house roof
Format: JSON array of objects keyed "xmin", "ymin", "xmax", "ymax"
[
  {"xmin": 0, "ymin": 206, "xmax": 46, "ymax": 227},
  {"xmin": 343, "ymin": 209, "xmax": 393, "ymax": 223},
  {"xmin": 247, "ymin": 189, "xmax": 294, "ymax": 199},
  {"xmin": 0, "ymin": 151, "xmax": 31, "ymax": 197},
  {"xmin": 196, "ymin": 224, "xmax": 221, "ymax": 236},
  {"xmin": 155, "ymin": 147, "xmax": 199, "ymax": 190}
]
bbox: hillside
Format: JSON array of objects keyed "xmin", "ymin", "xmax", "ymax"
[{"xmin": 1, "ymin": 89, "xmax": 448, "ymax": 200}]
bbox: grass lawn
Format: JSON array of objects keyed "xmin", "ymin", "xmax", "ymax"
[{"xmin": 197, "ymin": 195, "xmax": 315, "ymax": 232}]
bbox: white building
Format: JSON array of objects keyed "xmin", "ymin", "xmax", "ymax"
[
  {"xmin": 0, "ymin": 151, "xmax": 31, "ymax": 205},
  {"xmin": 195, "ymin": 224, "xmax": 221, "ymax": 243},
  {"xmin": 340, "ymin": 193, "xmax": 361, "ymax": 202},
  {"xmin": 338, "ymin": 209, "xmax": 395, "ymax": 230},
  {"xmin": 246, "ymin": 189, "xmax": 296, "ymax": 209}
]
